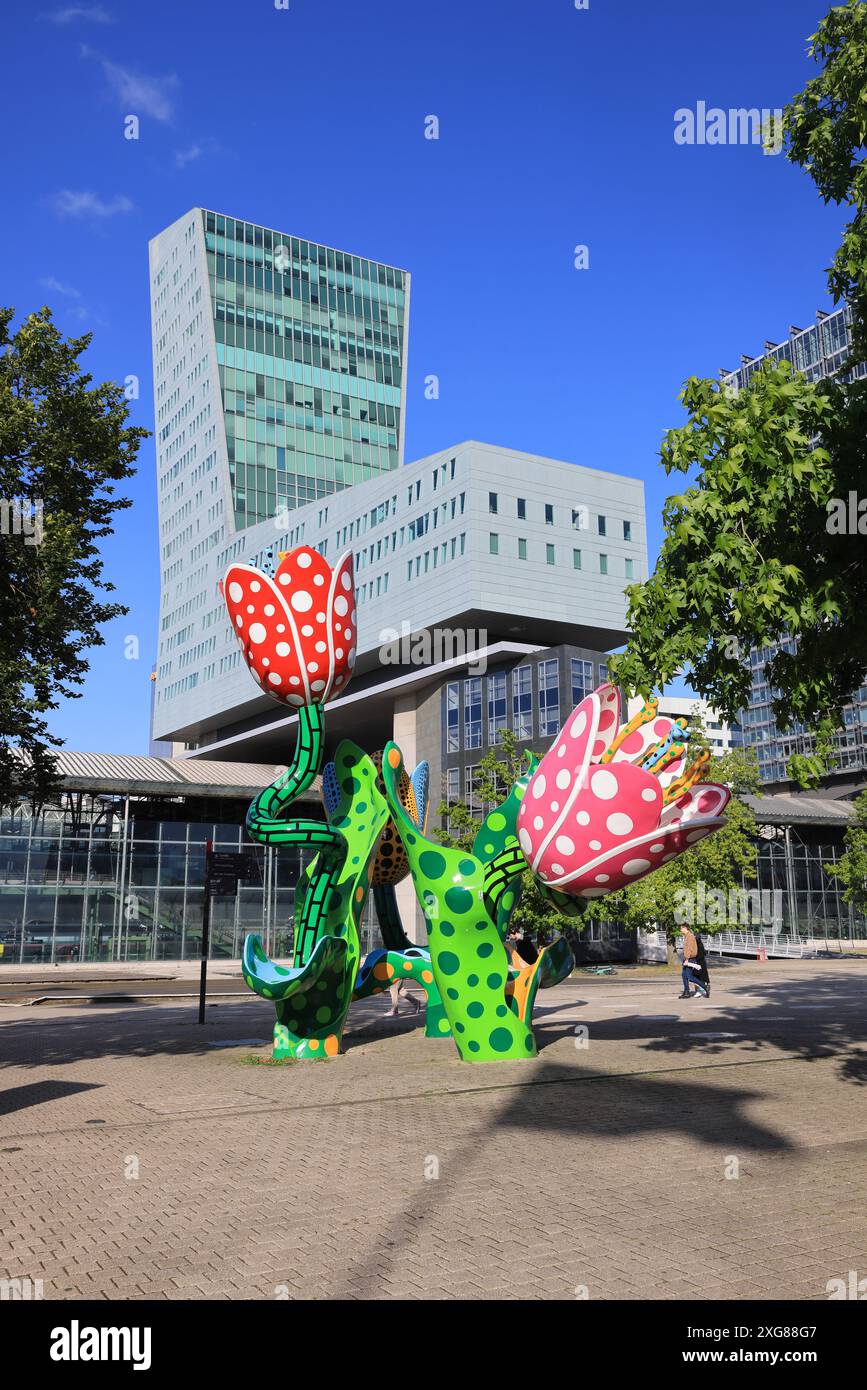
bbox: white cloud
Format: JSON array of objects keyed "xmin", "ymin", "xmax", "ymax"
[
  {"xmin": 50, "ymin": 190, "xmax": 134, "ymax": 218},
  {"xmin": 39, "ymin": 276, "xmax": 82, "ymax": 298},
  {"xmin": 83, "ymin": 48, "xmax": 178, "ymax": 122},
  {"xmin": 174, "ymin": 144, "xmax": 202, "ymax": 169},
  {"xmin": 43, "ymin": 6, "xmax": 113, "ymax": 23}
]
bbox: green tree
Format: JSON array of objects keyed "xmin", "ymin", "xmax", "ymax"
[
  {"xmin": 0, "ymin": 308, "xmax": 147, "ymax": 807},
  {"xmin": 610, "ymin": 0, "xmax": 867, "ymax": 776},
  {"xmin": 826, "ymin": 788, "xmax": 867, "ymax": 913}
]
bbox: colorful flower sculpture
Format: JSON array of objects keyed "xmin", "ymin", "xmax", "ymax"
[
  {"xmin": 221, "ymin": 545, "xmax": 356, "ymax": 706},
  {"xmin": 516, "ymin": 684, "xmax": 731, "ymax": 898},
  {"xmin": 229, "ymin": 563, "xmax": 733, "ymax": 1066}
]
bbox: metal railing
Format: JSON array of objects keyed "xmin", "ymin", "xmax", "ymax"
[{"xmin": 705, "ymin": 931, "xmax": 806, "ymax": 959}]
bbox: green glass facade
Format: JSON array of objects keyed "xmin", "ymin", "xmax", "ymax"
[{"xmin": 203, "ymin": 209, "xmax": 408, "ymax": 529}]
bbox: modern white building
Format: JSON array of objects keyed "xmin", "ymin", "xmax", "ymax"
[
  {"xmin": 152, "ymin": 437, "xmax": 647, "ymax": 762},
  {"xmin": 148, "ymin": 209, "xmax": 650, "ymax": 933}
]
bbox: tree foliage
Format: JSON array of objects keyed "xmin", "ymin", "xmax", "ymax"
[
  {"xmin": 826, "ymin": 787, "xmax": 867, "ymax": 909},
  {"xmin": 0, "ymin": 308, "xmax": 147, "ymax": 807},
  {"xmin": 610, "ymin": 0, "xmax": 867, "ymax": 768}
]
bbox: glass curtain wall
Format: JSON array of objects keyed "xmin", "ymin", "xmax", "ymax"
[{"xmin": 0, "ymin": 795, "xmax": 381, "ymax": 965}]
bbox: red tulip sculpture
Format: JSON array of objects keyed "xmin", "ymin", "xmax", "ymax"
[
  {"xmin": 221, "ymin": 545, "xmax": 356, "ymax": 708},
  {"xmin": 517, "ymin": 683, "xmax": 731, "ymax": 898}
]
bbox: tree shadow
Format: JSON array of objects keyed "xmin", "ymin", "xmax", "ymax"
[
  {"xmin": 554, "ymin": 972, "xmax": 867, "ymax": 1082},
  {"xmin": 0, "ymin": 1079, "xmax": 101, "ymax": 1117},
  {"xmin": 333, "ymin": 1056, "xmax": 789, "ymax": 1298}
]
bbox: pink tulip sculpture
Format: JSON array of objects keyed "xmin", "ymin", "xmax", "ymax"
[{"xmin": 516, "ymin": 683, "xmax": 731, "ymax": 899}]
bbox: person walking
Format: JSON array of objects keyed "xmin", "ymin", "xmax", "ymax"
[
  {"xmin": 678, "ymin": 924, "xmax": 709, "ymax": 999},
  {"xmin": 387, "ymin": 977, "xmax": 423, "ymax": 1017}
]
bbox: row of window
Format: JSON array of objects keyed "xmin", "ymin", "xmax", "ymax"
[
  {"xmin": 445, "ymin": 658, "xmax": 607, "ymax": 753},
  {"xmin": 407, "ymin": 534, "xmax": 466, "ymax": 578},
  {"xmin": 488, "ymin": 491, "xmax": 633, "ymax": 539},
  {"xmin": 488, "ymin": 533, "xmax": 634, "ymax": 577}
]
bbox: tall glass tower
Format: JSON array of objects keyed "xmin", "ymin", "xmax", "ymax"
[
  {"xmin": 148, "ymin": 208, "xmax": 410, "ymax": 745},
  {"xmin": 202, "ymin": 208, "xmax": 409, "ymax": 528}
]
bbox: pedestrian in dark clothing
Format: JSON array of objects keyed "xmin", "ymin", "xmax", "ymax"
[{"xmin": 678, "ymin": 926, "xmax": 709, "ymax": 998}]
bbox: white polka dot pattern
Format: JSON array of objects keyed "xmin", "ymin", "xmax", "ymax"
[
  {"xmin": 221, "ymin": 546, "xmax": 356, "ymax": 707},
  {"xmin": 516, "ymin": 683, "xmax": 732, "ymax": 897}
]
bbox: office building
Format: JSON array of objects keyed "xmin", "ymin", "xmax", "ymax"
[
  {"xmin": 722, "ymin": 305, "xmax": 867, "ymax": 785},
  {"xmin": 149, "ymin": 207, "xmax": 409, "ymax": 745}
]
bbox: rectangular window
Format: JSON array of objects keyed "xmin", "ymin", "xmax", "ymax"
[
  {"xmin": 488, "ymin": 671, "xmax": 507, "ymax": 746},
  {"xmin": 489, "ymin": 491, "xmax": 498, "ymax": 514},
  {"xmin": 571, "ymin": 658, "xmax": 593, "ymax": 707},
  {"xmin": 489, "ymin": 532, "xmax": 499, "ymax": 555},
  {"xmin": 517, "ymin": 497, "xmax": 526, "ymax": 520},
  {"xmin": 463, "ymin": 677, "xmax": 482, "ymax": 750},
  {"xmin": 625, "ymin": 557, "xmax": 634, "ymax": 580},
  {"xmin": 518, "ymin": 538, "xmax": 527, "ymax": 560},
  {"xmin": 545, "ymin": 503, "xmax": 554, "ymax": 525},
  {"xmin": 598, "ymin": 515, "xmax": 607, "ymax": 536},
  {"xmin": 600, "ymin": 554, "xmax": 608, "ymax": 574},
  {"xmin": 546, "ymin": 543, "xmax": 555, "ymax": 565},
  {"xmin": 598, "ymin": 662, "xmax": 609, "ymax": 685},
  {"xmin": 445, "ymin": 766, "xmax": 460, "ymax": 830},
  {"xmin": 512, "ymin": 664, "xmax": 533, "ymax": 740},
  {"xmin": 573, "ymin": 548, "xmax": 581, "ymax": 569},
  {"xmin": 465, "ymin": 764, "xmax": 482, "ymax": 817},
  {"xmin": 538, "ymin": 657, "xmax": 560, "ymax": 738},
  {"xmin": 446, "ymin": 682, "xmax": 460, "ymax": 752},
  {"xmin": 623, "ymin": 520, "xmax": 632, "ymax": 541}
]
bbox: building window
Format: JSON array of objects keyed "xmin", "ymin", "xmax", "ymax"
[
  {"xmin": 598, "ymin": 662, "xmax": 609, "ymax": 685},
  {"xmin": 571, "ymin": 658, "xmax": 593, "ymax": 707},
  {"xmin": 545, "ymin": 503, "xmax": 554, "ymax": 525},
  {"xmin": 572, "ymin": 508, "xmax": 587, "ymax": 530},
  {"xmin": 518, "ymin": 537, "xmax": 527, "ymax": 560},
  {"xmin": 598, "ymin": 515, "xmax": 607, "ymax": 537},
  {"xmin": 445, "ymin": 767, "xmax": 460, "ymax": 829},
  {"xmin": 465, "ymin": 764, "xmax": 482, "ymax": 817},
  {"xmin": 463, "ymin": 677, "xmax": 482, "ymax": 749},
  {"xmin": 573, "ymin": 548, "xmax": 582, "ymax": 569},
  {"xmin": 546, "ymin": 543, "xmax": 555, "ymax": 565},
  {"xmin": 539, "ymin": 657, "xmax": 560, "ymax": 738},
  {"xmin": 488, "ymin": 671, "xmax": 507, "ymax": 745},
  {"xmin": 600, "ymin": 553, "xmax": 608, "ymax": 575},
  {"xmin": 446, "ymin": 682, "xmax": 460, "ymax": 753},
  {"xmin": 489, "ymin": 491, "xmax": 498, "ymax": 514},
  {"xmin": 623, "ymin": 520, "xmax": 632, "ymax": 541},
  {"xmin": 489, "ymin": 532, "xmax": 499, "ymax": 555},
  {"xmin": 512, "ymin": 664, "xmax": 533, "ymax": 740},
  {"xmin": 625, "ymin": 558, "xmax": 634, "ymax": 580},
  {"xmin": 517, "ymin": 497, "xmax": 526, "ymax": 520}
]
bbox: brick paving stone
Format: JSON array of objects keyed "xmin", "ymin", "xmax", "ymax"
[{"xmin": 1, "ymin": 958, "xmax": 866, "ymax": 1299}]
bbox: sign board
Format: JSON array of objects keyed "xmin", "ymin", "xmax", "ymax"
[{"xmin": 205, "ymin": 851, "xmax": 256, "ymax": 895}]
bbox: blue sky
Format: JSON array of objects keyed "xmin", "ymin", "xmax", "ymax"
[{"xmin": 1, "ymin": 0, "xmax": 845, "ymax": 752}]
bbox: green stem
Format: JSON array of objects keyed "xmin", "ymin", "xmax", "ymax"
[{"xmin": 246, "ymin": 702, "xmax": 325, "ymax": 835}]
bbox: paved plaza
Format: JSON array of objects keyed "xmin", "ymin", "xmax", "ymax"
[{"xmin": 2, "ymin": 956, "xmax": 866, "ymax": 1301}]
